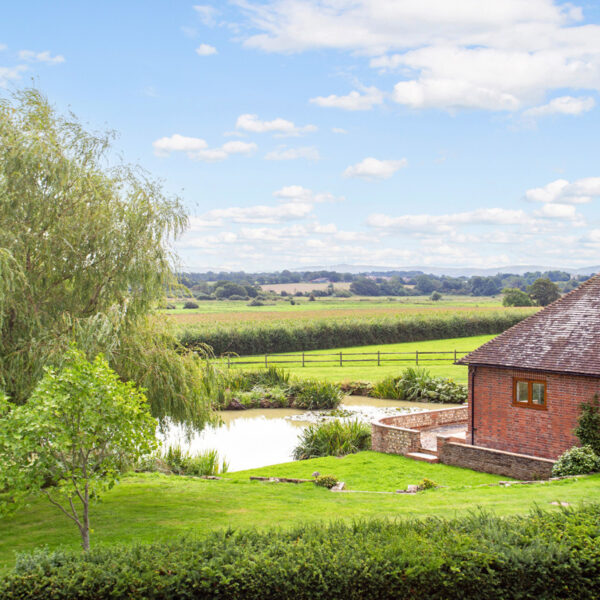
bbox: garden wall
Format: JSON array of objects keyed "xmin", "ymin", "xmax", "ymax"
[
  {"xmin": 437, "ymin": 435, "xmax": 555, "ymax": 479},
  {"xmin": 371, "ymin": 406, "xmax": 468, "ymax": 455}
]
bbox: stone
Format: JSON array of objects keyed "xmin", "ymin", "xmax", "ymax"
[
  {"xmin": 406, "ymin": 484, "xmax": 419, "ymax": 493},
  {"xmin": 330, "ymin": 481, "xmax": 345, "ymax": 492}
]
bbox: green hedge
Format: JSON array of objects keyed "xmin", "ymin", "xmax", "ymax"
[
  {"xmin": 179, "ymin": 310, "xmax": 534, "ymax": 356},
  {"xmin": 3, "ymin": 506, "xmax": 600, "ymax": 599}
]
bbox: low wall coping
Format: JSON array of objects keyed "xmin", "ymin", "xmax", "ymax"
[
  {"xmin": 374, "ymin": 405, "xmax": 468, "ymax": 431},
  {"xmin": 438, "ymin": 439, "xmax": 556, "ymax": 465}
]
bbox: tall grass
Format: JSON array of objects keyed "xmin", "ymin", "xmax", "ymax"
[
  {"xmin": 293, "ymin": 420, "xmax": 372, "ymax": 460},
  {"xmin": 162, "ymin": 445, "xmax": 229, "ymax": 476},
  {"xmin": 179, "ymin": 310, "xmax": 534, "ymax": 356}
]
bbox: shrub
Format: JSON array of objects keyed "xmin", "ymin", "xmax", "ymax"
[
  {"xmin": 419, "ymin": 478, "xmax": 438, "ymax": 490},
  {"xmin": 182, "ymin": 300, "xmax": 199, "ymax": 309},
  {"xmin": 248, "ymin": 298, "xmax": 264, "ymax": 306},
  {"xmin": 289, "ymin": 379, "xmax": 342, "ymax": 410},
  {"xmin": 161, "ymin": 445, "xmax": 228, "ymax": 476},
  {"xmin": 502, "ymin": 287, "xmax": 534, "ymax": 307},
  {"xmin": 552, "ymin": 445, "xmax": 600, "ymax": 476},
  {"xmin": 179, "ymin": 310, "xmax": 534, "ymax": 356},
  {"xmin": 165, "ymin": 303, "xmax": 177, "ymax": 309},
  {"xmin": 430, "ymin": 291, "xmax": 442, "ymax": 301},
  {"xmin": 228, "ymin": 294, "xmax": 247, "ymax": 301},
  {"xmin": 372, "ymin": 368, "xmax": 467, "ymax": 403},
  {"xmin": 574, "ymin": 394, "xmax": 600, "ymax": 455},
  {"xmin": 314, "ymin": 474, "xmax": 338, "ymax": 488},
  {"xmin": 293, "ymin": 420, "xmax": 371, "ymax": 460},
  {"xmin": 334, "ymin": 289, "xmax": 352, "ymax": 298},
  {"xmin": 5, "ymin": 507, "xmax": 600, "ymax": 599}
]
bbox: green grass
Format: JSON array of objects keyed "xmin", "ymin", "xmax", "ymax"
[
  {"xmin": 164, "ymin": 295, "xmax": 504, "ymax": 315},
  {"xmin": 2, "ymin": 451, "xmax": 600, "ymax": 573},
  {"xmin": 228, "ymin": 334, "xmax": 496, "ymax": 383}
]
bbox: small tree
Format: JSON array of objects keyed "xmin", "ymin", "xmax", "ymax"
[
  {"xmin": 575, "ymin": 394, "xmax": 600, "ymax": 455},
  {"xmin": 527, "ymin": 278, "xmax": 560, "ymax": 306},
  {"xmin": 0, "ymin": 347, "xmax": 158, "ymax": 551},
  {"xmin": 430, "ymin": 291, "xmax": 442, "ymax": 301},
  {"xmin": 502, "ymin": 287, "xmax": 534, "ymax": 307}
]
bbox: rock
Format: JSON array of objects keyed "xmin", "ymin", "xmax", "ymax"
[
  {"xmin": 406, "ymin": 484, "xmax": 420, "ymax": 493},
  {"xmin": 330, "ymin": 481, "xmax": 345, "ymax": 492}
]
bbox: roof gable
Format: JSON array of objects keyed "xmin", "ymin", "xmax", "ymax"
[{"xmin": 458, "ymin": 275, "xmax": 600, "ymax": 376}]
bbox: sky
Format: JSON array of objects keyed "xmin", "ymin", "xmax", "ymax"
[{"xmin": 3, "ymin": 0, "xmax": 600, "ymax": 272}]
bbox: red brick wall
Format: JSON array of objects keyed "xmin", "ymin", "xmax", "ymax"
[{"xmin": 468, "ymin": 366, "xmax": 600, "ymax": 459}]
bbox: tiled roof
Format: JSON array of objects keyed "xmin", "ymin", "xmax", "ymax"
[{"xmin": 457, "ymin": 275, "xmax": 600, "ymax": 376}]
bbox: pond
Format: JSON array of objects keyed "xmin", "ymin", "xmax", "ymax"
[{"xmin": 162, "ymin": 397, "xmax": 460, "ymax": 472}]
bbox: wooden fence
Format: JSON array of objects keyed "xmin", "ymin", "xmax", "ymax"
[{"xmin": 219, "ymin": 350, "xmax": 470, "ymax": 368}]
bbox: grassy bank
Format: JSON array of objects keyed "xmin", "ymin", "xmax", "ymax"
[
  {"xmin": 230, "ymin": 334, "xmax": 496, "ymax": 382},
  {"xmin": 2, "ymin": 452, "xmax": 599, "ymax": 572}
]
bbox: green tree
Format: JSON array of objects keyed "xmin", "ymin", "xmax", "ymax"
[
  {"xmin": 527, "ymin": 278, "xmax": 561, "ymax": 306},
  {"xmin": 0, "ymin": 347, "xmax": 158, "ymax": 551},
  {"xmin": 502, "ymin": 287, "xmax": 534, "ymax": 307},
  {"xmin": 0, "ymin": 89, "xmax": 212, "ymax": 429}
]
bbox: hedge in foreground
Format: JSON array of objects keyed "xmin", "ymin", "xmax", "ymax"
[
  {"xmin": 3, "ymin": 506, "xmax": 600, "ymax": 599},
  {"xmin": 179, "ymin": 310, "xmax": 535, "ymax": 356}
]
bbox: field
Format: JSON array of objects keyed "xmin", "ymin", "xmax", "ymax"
[
  {"xmin": 227, "ymin": 334, "xmax": 496, "ymax": 382},
  {"xmin": 2, "ymin": 452, "xmax": 598, "ymax": 573},
  {"xmin": 164, "ymin": 295, "xmax": 511, "ymax": 324}
]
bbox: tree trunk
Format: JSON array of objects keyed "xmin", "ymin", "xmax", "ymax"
[{"xmin": 80, "ymin": 486, "xmax": 90, "ymax": 552}]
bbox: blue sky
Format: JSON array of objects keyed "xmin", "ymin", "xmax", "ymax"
[{"xmin": 3, "ymin": 0, "xmax": 600, "ymax": 271}]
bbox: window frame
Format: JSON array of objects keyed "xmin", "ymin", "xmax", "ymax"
[{"xmin": 512, "ymin": 377, "xmax": 547, "ymax": 410}]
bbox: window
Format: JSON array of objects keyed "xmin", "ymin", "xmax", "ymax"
[{"xmin": 512, "ymin": 378, "xmax": 546, "ymax": 409}]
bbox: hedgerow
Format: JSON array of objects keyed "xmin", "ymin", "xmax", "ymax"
[
  {"xmin": 179, "ymin": 310, "xmax": 533, "ymax": 356},
  {"xmin": 3, "ymin": 506, "xmax": 600, "ymax": 599}
]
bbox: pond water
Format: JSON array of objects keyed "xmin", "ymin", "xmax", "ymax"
[{"xmin": 161, "ymin": 397, "xmax": 460, "ymax": 472}]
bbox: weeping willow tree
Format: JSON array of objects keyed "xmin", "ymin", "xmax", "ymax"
[{"xmin": 0, "ymin": 89, "xmax": 213, "ymax": 430}]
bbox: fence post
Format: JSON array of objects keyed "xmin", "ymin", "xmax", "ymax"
[
  {"xmin": 265, "ymin": 354, "xmax": 268, "ymax": 368},
  {"xmin": 227, "ymin": 355, "xmax": 230, "ymax": 369},
  {"xmin": 416, "ymin": 350, "xmax": 419, "ymax": 366},
  {"xmin": 339, "ymin": 351, "xmax": 343, "ymax": 367},
  {"xmin": 377, "ymin": 351, "xmax": 381, "ymax": 366},
  {"xmin": 302, "ymin": 352, "xmax": 305, "ymax": 367},
  {"xmin": 454, "ymin": 349, "xmax": 457, "ymax": 363}
]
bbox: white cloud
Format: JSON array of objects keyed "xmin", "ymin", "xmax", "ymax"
[
  {"xmin": 195, "ymin": 43, "xmax": 217, "ymax": 56},
  {"xmin": 273, "ymin": 185, "xmax": 343, "ymax": 203},
  {"xmin": 534, "ymin": 203, "xmax": 578, "ymax": 219},
  {"xmin": 367, "ymin": 208, "xmax": 529, "ymax": 231},
  {"xmin": 0, "ymin": 65, "xmax": 27, "ymax": 87},
  {"xmin": 525, "ymin": 177, "xmax": 600, "ymax": 204},
  {"xmin": 310, "ymin": 86, "xmax": 384, "ymax": 111},
  {"xmin": 201, "ymin": 202, "xmax": 314, "ymax": 224},
  {"xmin": 344, "ymin": 157, "xmax": 407, "ymax": 180},
  {"xmin": 523, "ymin": 96, "xmax": 595, "ymax": 118},
  {"xmin": 153, "ymin": 134, "xmax": 256, "ymax": 161},
  {"xmin": 236, "ymin": 113, "xmax": 317, "ymax": 136},
  {"xmin": 237, "ymin": 0, "xmax": 600, "ymax": 113},
  {"xmin": 265, "ymin": 146, "xmax": 320, "ymax": 160},
  {"xmin": 18, "ymin": 50, "xmax": 64, "ymax": 64},
  {"xmin": 153, "ymin": 134, "xmax": 208, "ymax": 156},
  {"xmin": 194, "ymin": 5, "xmax": 218, "ymax": 26},
  {"xmin": 0, "ymin": 44, "xmax": 6, "ymax": 51},
  {"xmin": 331, "ymin": 127, "xmax": 348, "ymax": 134}
]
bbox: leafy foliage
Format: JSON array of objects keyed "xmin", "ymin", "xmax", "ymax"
[
  {"xmin": 527, "ymin": 278, "xmax": 561, "ymax": 306},
  {"xmin": 552, "ymin": 445, "xmax": 600, "ymax": 477},
  {"xmin": 156, "ymin": 445, "xmax": 228, "ymax": 477},
  {"xmin": 0, "ymin": 89, "xmax": 211, "ymax": 430},
  {"xmin": 574, "ymin": 395, "xmax": 600, "ymax": 455},
  {"xmin": 314, "ymin": 475, "xmax": 338, "ymax": 488},
  {"xmin": 372, "ymin": 368, "xmax": 467, "ymax": 403},
  {"xmin": 502, "ymin": 287, "xmax": 534, "ymax": 307},
  {"xmin": 4, "ymin": 506, "xmax": 600, "ymax": 599},
  {"xmin": 293, "ymin": 420, "xmax": 371, "ymax": 460},
  {"xmin": 0, "ymin": 347, "xmax": 157, "ymax": 550}
]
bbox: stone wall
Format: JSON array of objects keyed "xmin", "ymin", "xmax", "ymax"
[
  {"xmin": 437, "ymin": 435, "xmax": 555, "ymax": 479},
  {"xmin": 371, "ymin": 406, "xmax": 468, "ymax": 455}
]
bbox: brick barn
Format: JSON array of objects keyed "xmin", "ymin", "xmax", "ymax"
[{"xmin": 457, "ymin": 275, "xmax": 600, "ymax": 460}]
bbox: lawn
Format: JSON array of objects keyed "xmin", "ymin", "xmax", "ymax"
[
  {"xmin": 2, "ymin": 451, "xmax": 599, "ymax": 573},
  {"xmin": 227, "ymin": 334, "xmax": 497, "ymax": 382}
]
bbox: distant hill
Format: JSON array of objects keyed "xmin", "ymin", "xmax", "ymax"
[{"xmin": 291, "ymin": 264, "xmax": 600, "ymax": 277}]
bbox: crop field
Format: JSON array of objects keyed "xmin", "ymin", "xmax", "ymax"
[
  {"xmin": 225, "ymin": 334, "xmax": 495, "ymax": 382},
  {"xmin": 165, "ymin": 296, "xmax": 520, "ymax": 326}
]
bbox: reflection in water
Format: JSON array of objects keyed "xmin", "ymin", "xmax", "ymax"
[{"xmin": 162, "ymin": 397, "xmax": 459, "ymax": 472}]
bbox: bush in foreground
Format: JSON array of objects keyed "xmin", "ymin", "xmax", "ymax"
[
  {"xmin": 552, "ymin": 445, "xmax": 600, "ymax": 477},
  {"xmin": 3, "ymin": 506, "xmax": 600, "ymax": 599},
  {"xmin": 293, "ymin": 420, "xmax": 371, "ymax": 460},
  {"xmin": 372, "ymin": 367, "xmax": 467, "ymax": 403}
]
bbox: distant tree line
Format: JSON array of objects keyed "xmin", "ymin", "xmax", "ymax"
[{"xmin": 178, "ymin": 269, "xmax": 592, "ymax": 300}]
